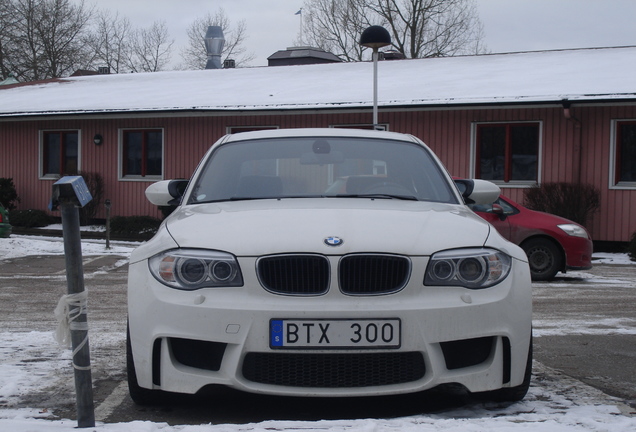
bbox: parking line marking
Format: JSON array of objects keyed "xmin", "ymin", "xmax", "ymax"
[
  {"xmin": 94, "ymin": 381, "xmax": 129, "ymax": 422},
  {"xmin": 53, "ymin": 255, "xmax": 109, "ymax": 275}
]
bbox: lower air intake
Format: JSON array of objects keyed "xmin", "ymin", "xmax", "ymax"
[{"xmin": 242, "ymin": 351, "xmax": 425, "ymax": 387}]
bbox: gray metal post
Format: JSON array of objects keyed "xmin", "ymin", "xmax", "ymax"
[
  {"xmin": 372, "ymin": 48, "xmax": 379, "ymax": 128},
  {"xmin": 60, "ymin": 202, "xmax": 95, "ymax": 428},
  {"xmin": 105, "ymin": 199, "xmax": 111, "ymax": 250}
]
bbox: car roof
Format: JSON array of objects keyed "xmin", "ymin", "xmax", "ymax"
[{"xmin": 221, "ymin": 128, "xmax": 422, "ymax": 144}]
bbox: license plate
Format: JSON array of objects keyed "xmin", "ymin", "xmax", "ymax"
[{"xmin": 270, "ymin": 319, "xmax": 401, "ymax": 349}]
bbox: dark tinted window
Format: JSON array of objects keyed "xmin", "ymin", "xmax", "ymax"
[
  {"xmin": 190, "ymin": 137, "xmax": 458, "ymax": 204},
  {"xmin": 42, "ymin": 131, "xmax": 78, "ymax": 175},
  {"xmin": 477, "ymin": 123, "xmax": 539, "ymax": 183}
]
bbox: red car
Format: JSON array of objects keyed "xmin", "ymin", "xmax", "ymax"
[{"xmin": 469, "ymin": 196, "xmax": 593, "ymax": 281}]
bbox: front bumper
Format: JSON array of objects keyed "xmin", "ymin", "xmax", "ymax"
[
  {"xmin": 128, "ymin": 256, "xmax": 532, "ymax": 397},
  {"xmin": 564, "ymin": 236, "xmax": 594, "ymax": 270},
  {"xmin": 0, "ymin": 224, "xmax": 11, "ymax": 238}
]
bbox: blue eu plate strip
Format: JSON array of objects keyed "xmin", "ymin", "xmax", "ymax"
[{"xmin": 270, "ymin": 320, "xmax": 284, "ymax": 347}]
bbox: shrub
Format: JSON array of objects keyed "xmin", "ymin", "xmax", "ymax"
[
  {"xmin": 78, "ymin": 172, "xmax": 105, "ymax": 226},
  {"xmin": 0, "ymin": 178, "xmax": 20, "ymax": 210},
  {"xmin": 9, "ymin": 209, "xmax": 54, "ymax": 228},
  {"xmin": 524, "ymin": 182, "xmax": 600, "ymax": 227},
  {"xmin": 110, "ymin": 215, "xmax": 162, "ymax": 240},
  {"xmin": 628, "ymin": 231, "xmax": 636, "ymax": 262}
]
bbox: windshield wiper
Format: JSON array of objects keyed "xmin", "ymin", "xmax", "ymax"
[
  {"xmin": 194, "ymin": 194, "xmax": 418, "ymax": 204},
  {"xmin": 229, "ymin": 196, "xmax": 276, "ymax": 201},
  {"xmin": 334, "ymin": 194, "xmax": 418, "ymax": 201},
  {"xmin": 229, "ymin": 195, "xmax": 331, "ymax": 201},
  {"xmin": 190, "ymin": 197, "xmax": 273, "ymax": 204}
]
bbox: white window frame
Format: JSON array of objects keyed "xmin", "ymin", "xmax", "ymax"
[
  {"xmin": 470, "ymin": 121, "xmax": 543, "ymax": 188},
  {"xmin": 38, "ymin": 129, "xmax": 82, "ymax": 180},
  {"xmin": 118, "ymin": 128, "xmax": 165, "ymax": 182},
  {"xmin": 609, "ymin": 119, "xmax": 636, "ymax": 190}
]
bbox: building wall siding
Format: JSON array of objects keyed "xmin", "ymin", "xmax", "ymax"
[{"xmin": 1, "ymin": 104, "xmax": 635, "ymax": 242}]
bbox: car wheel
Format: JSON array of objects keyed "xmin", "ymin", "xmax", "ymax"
[
  {"xmin": 522, "ymin": 238, "xmax": 563, "ymax": 281},
  {"xmin": 126, "ymin": 324, "xmax": 165, "ymax": 405},
  {"xmin": 474, "ymin": 338, "xmax": 533, "ymax": 403}
]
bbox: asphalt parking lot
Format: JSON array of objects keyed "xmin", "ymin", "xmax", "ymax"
[
  {"xmin": 531, "ymin": 264, "xmax": 636, "ymax": 406},
  {"xmin": 0, "ymin": 253, "xmax": 634, "ymax": 424}
]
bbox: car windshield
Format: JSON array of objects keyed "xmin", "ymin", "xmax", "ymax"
[{"xmin": 188, "ymin": 136, "xmax": 458, "ymax": 204}]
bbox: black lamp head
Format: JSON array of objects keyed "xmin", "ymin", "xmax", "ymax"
[{"xmin": 359, "ymin": 26, "xmax": 391, "ymax": 49}]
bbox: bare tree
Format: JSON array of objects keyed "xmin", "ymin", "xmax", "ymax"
[
  {"xmin": 0, "ymin": 0, "xmax": 13, "ymax": 78},
  {"xmin": 36, "ymin": 0, "xmax": 93, "ymax": 76},
  {"xmin": 302, "ymin": 0, "xmax": 487, "ymax": 61},
  {"xmin": 0, "ymin": 0, "xmax": 93, "ymax": 81},
  {"xmin": 301, "ymin": 0, "xmax": 374, "ymax": 61},
  {"xmin": 1, "ymin": 1, "xmax": 177, "ymax": 78},
  {"xmin": 86, "ymin": 9, "xmax": 133, "ymax": 74},
  {"xmin": 179, "ymin": 8, "xmax": 254, "ymax": 69},
  {"xmin": 127, "ymin": 20, "xmax": 174, "ymax": 73}
]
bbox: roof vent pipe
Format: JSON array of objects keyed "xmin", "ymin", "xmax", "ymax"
[{"xmin": 205, "ymin": 26, "xmax": 225, "ymax": 69}]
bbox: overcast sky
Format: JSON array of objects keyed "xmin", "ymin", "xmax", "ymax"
[{"xmin": 83, "ymin": 0, "xmax": 636, "ymax": 67}]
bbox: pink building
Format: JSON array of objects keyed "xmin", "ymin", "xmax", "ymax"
[{"xmin": 1, "ymin": 47, "xmax": 635, "ymax": 243}]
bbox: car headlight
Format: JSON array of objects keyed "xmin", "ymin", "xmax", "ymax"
[
  {"xmin": 424, "ymin": 248, "xmax": 511, "ymax": 289},
  {"xmin": 557, "ymin": 223, "xmax": 589, "ymax": 238},
  {"xmin": 148, "ymin": 249, "xmax": 243, "ymax": 290}
]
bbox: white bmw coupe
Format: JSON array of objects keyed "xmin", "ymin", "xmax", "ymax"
[{"xmin": 127, "ymin": 128, "xmax": 532, "ymax": 405}]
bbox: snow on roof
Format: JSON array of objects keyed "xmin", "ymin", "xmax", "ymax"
[{"xmin": 1, "ymin": 46, "xmax": 635, "ymax": 117}]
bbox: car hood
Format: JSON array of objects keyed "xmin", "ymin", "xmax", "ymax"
[{"xmin": 141, "ymin": 198, "xmax": 496, "ymax": 259}]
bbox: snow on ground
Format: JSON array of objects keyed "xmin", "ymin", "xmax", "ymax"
[
  {"xmin": 592, "ymin": 253, "xmax": 635, "ymax": 265},
  {"xmin": 0, "ymin": 233, "xmax": 137, "ymax": 260},
  {"xmin": 1, "ymin": 232, "xmax": 635, "ymax": 431},
  {"xmin": 531, "ymin": 255, "xmax": 636, "ymax": 337}
]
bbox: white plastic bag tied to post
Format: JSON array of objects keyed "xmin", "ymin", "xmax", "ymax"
[{"xmin": 54, "ymin": 290, "xmax": 91, "ymax": 370}]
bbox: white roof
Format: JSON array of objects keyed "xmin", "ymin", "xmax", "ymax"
[{"xmin": 1, "ymin": 46, "xmax": 635, "ymax": 117}]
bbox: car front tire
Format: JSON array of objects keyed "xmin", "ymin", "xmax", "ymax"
[{"xmin": 522, "ymin": 238, "xmax": 563, "ymax": 281}]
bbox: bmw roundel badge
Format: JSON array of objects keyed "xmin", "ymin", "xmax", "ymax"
[{"xmin": 324, "ymin": 236, "xmax": 344, "ymax": 247}]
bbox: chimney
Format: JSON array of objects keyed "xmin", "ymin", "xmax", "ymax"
[
  {"xmin": 205, "ymin": 26, "xmax": 225, "ymax": 69},
  {"xmin": 223, "ymin": 59, "xmax": 236, "ymax": 69}
]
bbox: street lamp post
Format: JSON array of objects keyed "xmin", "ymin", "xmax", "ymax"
[{"xmin": 359, "ymin": 26, "xmax": 391, "ymax": 129}]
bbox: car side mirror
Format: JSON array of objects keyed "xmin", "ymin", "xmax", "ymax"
[
  {"xmin": 454, "ymin": 179, "xmax": 472, "ymax": 197},
  {"xmin": 454, "ymin": 179, "xmax": 500, "ymax": 205},
  {"xmin": 145, "ymin": 179, "xmax": 189, "ymax": 206},
  {"xmin": 492, "ymin": 203, "xmax": 507, "ymax": 221}
]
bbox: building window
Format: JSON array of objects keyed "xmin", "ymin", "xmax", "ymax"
[
  {"xmin": 41, "ymin": 130, "xmax": 79, "ymax": 177},
  {"xmin": 614, "ymin": 121, "xmax": 636, "ymax": 185},
  {"xmin": 475, "ymin": 123, "xmax": 540, "ymax": 184},
  {"xmin": 121, "ymin": 129, "xmax": 163, "ymax": 179}
]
